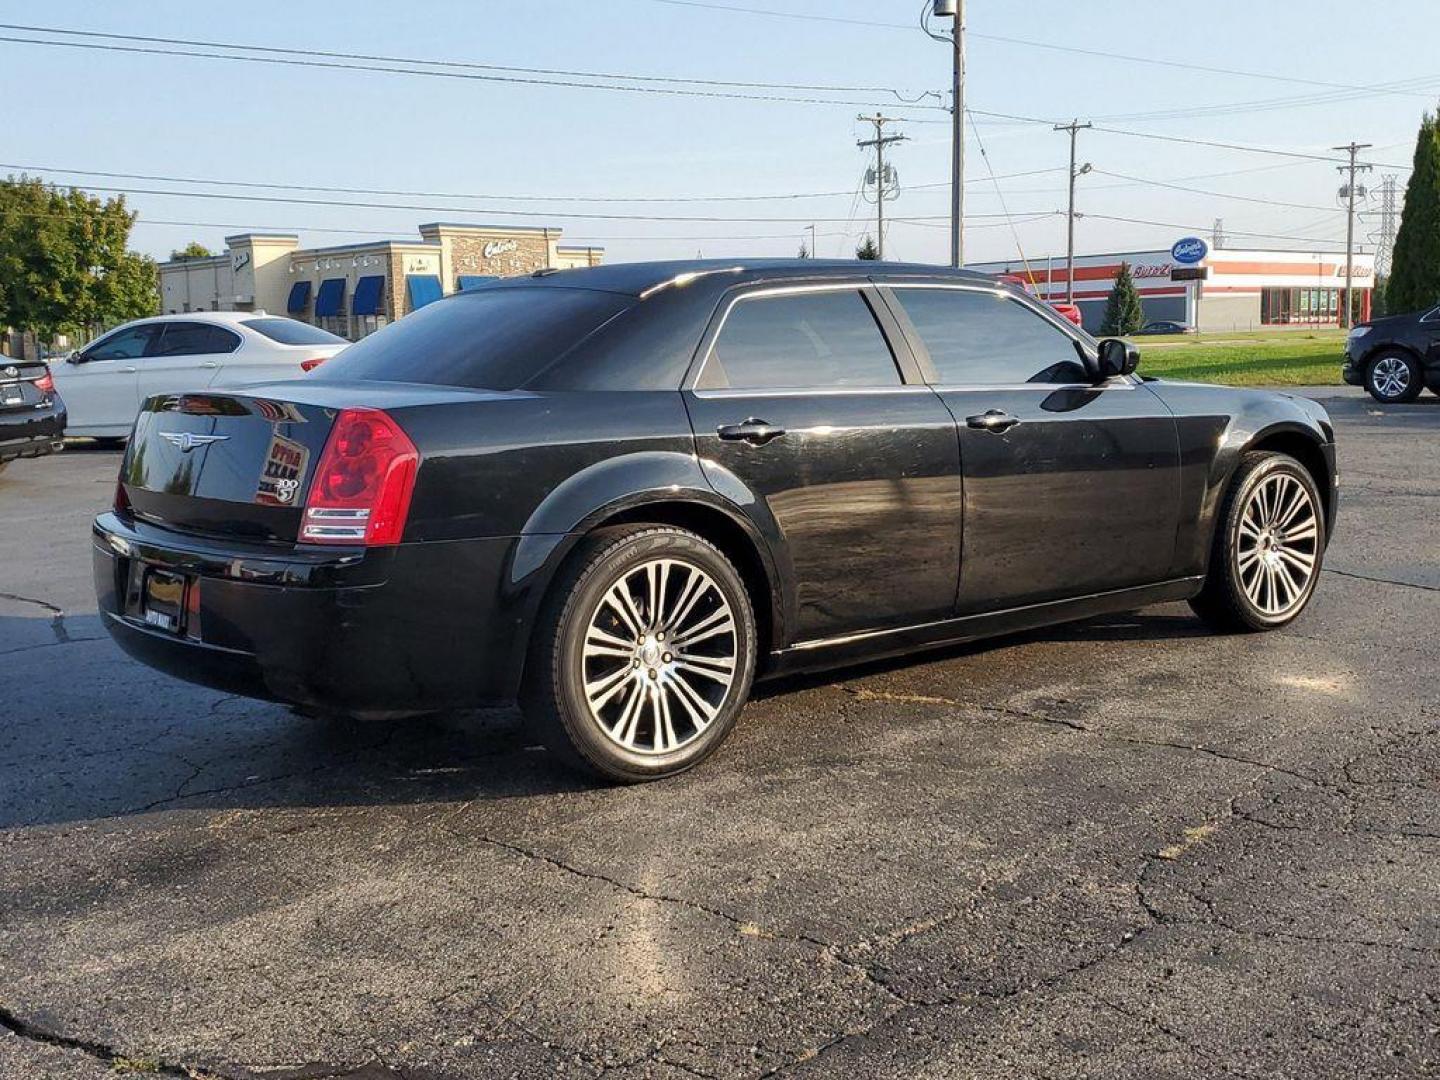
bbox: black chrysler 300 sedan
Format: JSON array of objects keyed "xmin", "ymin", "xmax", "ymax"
[{"xmin": 94, "ymin": 261, "xmax": 1337, "ymax": 781}]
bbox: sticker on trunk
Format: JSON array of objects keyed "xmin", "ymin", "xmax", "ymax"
[{"xmin": 255, "ymin": 432, "xmax": 309, "ymax": 505}]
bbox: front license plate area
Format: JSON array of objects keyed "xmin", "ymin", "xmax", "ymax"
[{"xmin": 142, "ymin": 569, "xmax": 186, "ymax": 634}]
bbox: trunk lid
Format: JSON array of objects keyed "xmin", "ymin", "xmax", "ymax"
[{"xmin": 120, "ymin": 381, "xmax": 496, "ymax": 543}]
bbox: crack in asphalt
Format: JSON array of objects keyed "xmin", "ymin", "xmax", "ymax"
[
  {"xmin": 1322, "ymin": 567, "xmax": 1440, "ymax": 593},
  {"xmin": 0, "ymin": 589, "xmax": 71, "ymax": 646},
  {"xmin": 0, "ymin": 1002, "xmax": 199, "ymax": 1078}
]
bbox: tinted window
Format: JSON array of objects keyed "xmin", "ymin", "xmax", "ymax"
[
  {"xmin": 705, "ymin": 289, "xmax": 900, "ymax": 389},
  {"xmin": 241, "ymin": 318, "xmax": 348, "ymax": 346},
  {"xmin": 152, "ymin": 323, "xmax": 240, "ymax": 357},
  {"xmin": 314, "ymin": 287, "xmax": 634, "ymax": 390},
  {"xmin": 84, "ymin": 325, "xmax": 157, "ymax": 362},
  {"xmin": 897, "ymin": 288, "xmax": 1088, "ymax": 385}
]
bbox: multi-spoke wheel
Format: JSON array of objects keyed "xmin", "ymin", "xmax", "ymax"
[
  {"xmin": 1364, "ymin": 351, "xmax": 1422, "ymax": 404},
  {"xmin": 1191, "ymin": 451, "xmax": 1326, "ymax": 632},
  {"xmin": 523, "ymin": 525, "xmax": 757, "ymax": 782}
]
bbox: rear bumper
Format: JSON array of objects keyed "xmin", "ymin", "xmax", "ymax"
[
  {"xmin": 0, "ymin": 405, "xmax": 66, "ymax": 462},
  {"xmin": 93, "ymin": 512, "xmax": 539, "ymax": 711}
]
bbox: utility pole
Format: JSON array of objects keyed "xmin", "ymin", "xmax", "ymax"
[
  {"xmin": 1054, "ymin": 119, "xmax": 1092, "ymax": 303},
  {"xmin": 807, "ymin": 223, "xmax": 817, "ymax": 259},
  {"xmin": 1334, "ymin": 141, "xmax": 1373, "ymax": 330},
  {"xmin": 928, "ymin": 0, "xmax": 965, "ymax": 267},
  {"xmin": 857, "ymin": 113, "xmax": 906, "ymax": 261}
]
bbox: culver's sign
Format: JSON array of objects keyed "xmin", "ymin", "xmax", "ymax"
[{"xmin": 1171, "ymin": 237, "xmax": 1209, "ymax": 265}]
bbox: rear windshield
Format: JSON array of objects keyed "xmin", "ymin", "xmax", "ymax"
[
  {"xmin": 241, "ymin": 318, "xmax": 348, "ymax": 346},
  {"xmin": 311, "ymin": 286, "xmax": 634, "ymax": 390}
]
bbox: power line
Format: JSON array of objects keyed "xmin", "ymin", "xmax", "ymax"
[
  {"xmin": 0, "ymin": 160, "xmax": 1065, "ymax": 204},
  {"xmin": 0, "ymin": 32, "xmax": 944, "ymax": 110},
  {"xmin": 1091, "ymin": 169, "xmax": 1338, "ymax": 212},
  {"xmin": 641, "ymin": 0, "xmax": 1439, "ymax": 99}
]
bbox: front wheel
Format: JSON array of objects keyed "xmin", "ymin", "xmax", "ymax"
[
  {"xmin": 522, "ymin": 525, "xmax": 757, "ymax": 783},
  {"xmin": 1190, "ymin": 451, "xmax": 1326, "ymax": 632},
  {"xmin": 1365, "ymin": 351, "xmax": 1422, "ymax": 403}
]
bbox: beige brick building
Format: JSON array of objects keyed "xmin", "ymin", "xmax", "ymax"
[{"xmin": 158, "ymin": 224, "xmax": 603, "ymax": 340}]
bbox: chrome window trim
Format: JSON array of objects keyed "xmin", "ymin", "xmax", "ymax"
[
  {"xmin": 688, "ymin": 281, "xmax": 905, "ymax": 392},
  {"xmin": 691, "ymin": 385, "xmax": 936, "ymax": 400}
]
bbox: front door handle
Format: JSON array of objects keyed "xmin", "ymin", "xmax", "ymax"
[
  {"xmin": 965, "ymin": 409, "xmax": 1020, "ymax": 433},
  {"xmin": 717, "ymin": 418, "xmax": 787, "ymax": 446},
  {"xmin": 119, "ymin": 366, "xmax": 138, "ymax": 374},
  {"xmin": 199, "ymin": 361, "xmax": 219, "ymax": 369}
]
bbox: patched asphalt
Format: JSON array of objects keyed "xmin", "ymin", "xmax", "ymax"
[{"xmin": 1, "ymin": 385, "xmax": 1436, "ymax": 1079}]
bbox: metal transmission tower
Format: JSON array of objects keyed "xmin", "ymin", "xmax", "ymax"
[
  {"xmin": 1334, "ymin": 141, "xmax": 1373, "ymax": 330},
  {"xmin": 1054, "ymin": 119, "xmax": 1092, "ymax": 304},
  {"xmin": 857, "ymin": 113, "xmax": 906, "ymax": 260},
  {"xmin": 1369, "ymin": 174, "xmax": 1400, "ymax": 279},
  {"xmin": 1212, "ymin": 218, "xmax": 1227, "ymax": 251}
]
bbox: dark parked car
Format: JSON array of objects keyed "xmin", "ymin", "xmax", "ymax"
[
  {"xmin": 1343, "ymin": 307, "xmax": 1440, "ymax": 402},
  {"xmin": 1135, "ymin": 320, "xmax": 1191, "ymax": 336},
  {"xmin": 93, "ymin": 261, "xmax": 1337, "ymax": 781},
  {"xmin": 0, "ymin": 359, "xmax": 65, "ymax": 474}
]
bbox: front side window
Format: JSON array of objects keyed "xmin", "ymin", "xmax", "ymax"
[
  {"xmin": 703, "ymin": 289, "xmax": 901, "ymax": 390},
  {"xmin": 151, "ymin": 323, "xmax": 241, "ymax": 358},
  {"xmin": 83, "ymin": 325, "xmax": 157, "ymax": 362},
  {"xmin": 897, "ymin": 288, "xmax": 1088, "ymax": 385}
]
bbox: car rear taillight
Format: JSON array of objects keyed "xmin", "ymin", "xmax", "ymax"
[
  {"xmin": 32, "ymin": 370, "xmax": 54, "ymax": 393},
  {"xmin": 300, "ymin": 357, "xmax": 327, "ymax": 372},
  {"xmin": 301, "ymin": 407, "xmax": 418, "ymax": 545}
]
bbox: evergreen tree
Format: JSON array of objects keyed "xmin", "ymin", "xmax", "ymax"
[
  {"xmin": 856, "ymin": 235, "xmax": 879, "ymax": 261},
  {"xmin": 1100, "ymin": 261, "xmax": 1145, "ymax": 335},
  {"xmin": 1386, "ymin": 113, "xmax": 1440, "ymax": 315}
]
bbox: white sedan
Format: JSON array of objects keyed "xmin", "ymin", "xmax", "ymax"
[{"xmin": 51, "ymin": 312, "xmax": 349, "ymax": 439}]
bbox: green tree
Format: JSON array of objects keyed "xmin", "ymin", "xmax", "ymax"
[
  {"xmin": 169, "ymin": 241, "xmax": 213, "ymax": 261},
  {"xmin": 1386, "ymin": 113, "xmax": 1440, "ymax": 315},
  {"xmin": 0, "ymin": 176, "xmax": 158, "ymax": 342},
  {"xmin": 1100, "ymin": 261, "xmax": 1145, "ymax": 335},
  {"xmin": 856, "ymin": 235, "xmax": 879, "ymax": 260}
]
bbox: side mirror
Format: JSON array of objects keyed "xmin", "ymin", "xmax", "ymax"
[
  {"xmin": 1095, "ymin": 338, "xmax": 1140, "ymax": 381},
  {"xmin": 66, "ymin": 352, "xmax": 83, "ymax": 365}
]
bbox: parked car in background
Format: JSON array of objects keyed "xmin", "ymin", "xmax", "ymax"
[
  {"xmin": 1343, "ymin": 308, "xmax": 1440, "ymax": 403},
  {"xmin": 95, "ymin": 260, "xmax": 1337, "ymax": 783},
  {"xmin": 0, "ymin": 359, "xmax": 66, "ymax": 474},
  {"xmin": 52, "ymin": 313, "xmax": 348, "ymax": 440},
  {"xmin": 1136, "ymin": 320, "xmax": 1192, "ymax": 336}
]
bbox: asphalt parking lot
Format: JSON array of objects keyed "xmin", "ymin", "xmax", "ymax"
[{"xmin": 1, "ymin": 385, "xmax": 1436, "ymax": 1080}]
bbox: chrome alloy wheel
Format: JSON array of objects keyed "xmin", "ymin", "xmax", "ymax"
[
  {"xmin": 1372, "ymin": 355, "xmax": 1411, "ymax": 400},
  {"xmin": 580, "ymin": 557, "xmax": 738, "ymax": 755},
  {"xmin": 1236, "ymin": 472, "xmax": 1320, "ymax": 617}
]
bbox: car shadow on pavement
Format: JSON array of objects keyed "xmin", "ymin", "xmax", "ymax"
[{"xmin": 2, "ymin": 607, "xmax": 1208, "ymax": 831}]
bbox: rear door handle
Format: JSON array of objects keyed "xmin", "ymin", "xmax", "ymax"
[
  {"xmin": 119, "ymin": 366, "xmax": 138, "ymax": 374},
  {"xmin": 717, "ymin": 418, "xmax": 787, "ymax": 446},
  {"xmin": 965, "ymin": 409, "xmax": 1020, "ymax": 433},
  {"xmin": 199, "ymin": 361, "xmax": 219, "ymax": 369}
]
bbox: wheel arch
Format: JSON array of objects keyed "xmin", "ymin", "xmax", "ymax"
[{"xmin": 1244, "ymin": 425, "xmax": 1334, "ymax": 532}]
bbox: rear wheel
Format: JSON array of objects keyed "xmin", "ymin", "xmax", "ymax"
[
  {"xmin": 1364, "ymin": 351, "xmax": 1422, "ymax": 403},
  {"xmin": 1190, "ymin": 451, "xmax": 1325, "ymax": 632},
  {"xmin": 522, "ymin": 525, "xmax": 757, "ymax": 782}
]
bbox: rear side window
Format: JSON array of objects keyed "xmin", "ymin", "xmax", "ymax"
[
  {"xmin": 151, "ymin": 323, "xmax": 241, "ymax": 357},
  {"xmin": 897, "ymin": 288, "xmax": 1088, "ymax": 385},
  {"xmin": 241, "ymin": 318, "xmax": 348, "ymax": 346},
  {"xmin": 703, "ymin": 289, "xmax": 901, "ymax": 390},
  {"xmin": 313, "ymin": 287, "xmax": 634, "ymax": 390}
]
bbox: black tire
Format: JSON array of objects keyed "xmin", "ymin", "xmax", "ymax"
[
  {"xmin": 521, "ymin": 525, "xmax": 757, "ymax": 783},
  {"xmin": 1190, "ymin": 451, "xmax": 1326, "ymax": 633},
  {"xmin": 1364, "ymin": 350, "xmax": 1423, "ymax": 403}
]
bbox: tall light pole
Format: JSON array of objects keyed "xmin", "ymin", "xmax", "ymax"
[
  {"xmin": 1334, "ymin": 141, "xmax": 1373, "ymax": 330},
  {"xmin": 931, "ymin": 0, "xmax": 965, "ymax": 267},
  {"xmin": 1055, "ymin": 119, "xmax": 1092, "ymax": 304}
]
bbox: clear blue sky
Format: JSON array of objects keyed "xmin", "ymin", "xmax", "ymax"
[{"xmin": 0, "ymin": 0, "xmax": 1431, "ymax": 266}]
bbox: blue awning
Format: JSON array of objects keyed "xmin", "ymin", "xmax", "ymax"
[
  {"xmin": 286, "ymin": 280, "xmax": 312, "ymax": 313},
  {"xmin": 352, "ymin": 275, "xmax": 386, "ymax": 316},
  {"xmin": 315, "ymin": 278, "xmax": 346, "ymax": 318},
  {"xmin": 457, "ymin": 275, "xmax": 499, "ymax": 292},
  {"xmin": 406, "ymin": 274, "xmax": 444, "ymax": 310}
]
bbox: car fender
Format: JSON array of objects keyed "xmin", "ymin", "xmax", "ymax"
[{"xmin": 500, "ymin": 450, "xmax": 788, "ymax": 689}]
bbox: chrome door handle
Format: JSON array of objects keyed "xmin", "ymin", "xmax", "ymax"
[
  {"xmin": 717, "ymin": 418, "xmax": 787, "ymax": 446},
  {"xmin": 199, "ymin": 361, "xmax": 219, "ymax": 369},
  {"xmin": 119, "ymin": 366, "xmax": 138, "ymax": 374},
  {"xmin": 965, "ymin": 409, "xmax": 1020, "ymax": 433}
]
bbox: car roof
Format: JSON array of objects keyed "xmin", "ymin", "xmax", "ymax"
[
  {"xmin": 487, "ymin": 259, "xmax": 999, "ymax": 298},
  {"xmin": 137, "ymin": 311, "xmax": 277, "ymax": 326}
]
